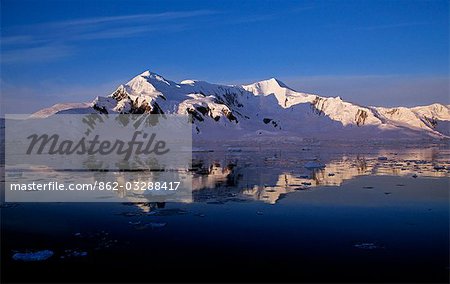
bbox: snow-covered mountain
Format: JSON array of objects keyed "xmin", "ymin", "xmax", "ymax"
[{"xmin": 33, "ymin": 70, "xmax": 450, "ymax": 140}]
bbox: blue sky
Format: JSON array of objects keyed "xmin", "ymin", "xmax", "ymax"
[{"xmin": 1, "ymin": 0, "xmax": 449, "ymax": 113}]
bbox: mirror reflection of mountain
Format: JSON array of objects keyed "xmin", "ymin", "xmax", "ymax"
[
  {"xmin": 4, "ymin": 146, "xmax": 448, "ymax": 206},
  {"xmin": 190, "ymin": 146, "xmax": 449, "ymax": 204}
]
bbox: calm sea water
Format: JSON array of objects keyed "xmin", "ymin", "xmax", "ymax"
[{"xmin": 1, "ymin": 142, "xmax": 449, "ymax": 283}]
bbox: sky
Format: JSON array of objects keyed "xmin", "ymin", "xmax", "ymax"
[{"xmin": 1, "ymin": 0, "xmax": 449, "ymax": 113}]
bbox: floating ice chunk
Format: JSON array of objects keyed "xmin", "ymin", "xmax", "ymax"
[
  {"xmin": 76, "ymin": 251, "xmax": 88, "ymax": 257},
  {"xmin": 353, "ymin": 243, "xmax": 380, "ymax": 250},
  {"xmin": 12, "ymin": 250, "xmax": 54, "ymax": 261},
  {"xmin": 192, "ymin": 147, "xmax": 214, "ymax": 153},
  {"xmin": 264, "ymin": 156, "xmax": 277, "ymax": 161},
  {"xmin": 153, "ymin": 209, "xmax": 188, "ymax": 216},
  {"xmin": 0, "ymin": 203, "xmax": 20, "ymax": 208},
  {"xmin": 304, "ymin": 161, "xmax": 325, "ymax": 169},
  {"xmin": 150, "ymin": 222, "xmax": 167, "ymax": 228},
  {"xmin": 63, "ymin": 250, "xmax": 88, "ymax": 258},
  {"xmin": 116, "ymin": 211, "xmax": 143, "ymax": 217},
  {"xmin": 304, "ymin": 157, "xmax": 318, "ymax": 161}
]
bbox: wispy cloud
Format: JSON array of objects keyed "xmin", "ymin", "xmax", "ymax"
[
  {"xmin": 70, "ymin": 25, "xmax": 169, "ymax": 41},
  {"xmin": 1, "ymin": 35, "xmax": 38, "ymax": 45},
  {"xmin": 353, "ymin": 22, "xmax": 430, "ymax": 31},
  {"xmin": 1, "ymin": 45, "xmax": 72, "ymax": 63},
  {"xmin": 1, "ymin": 5, "xmax": 318, "ymax": 64},
  {"xmin": 1, "ymin": 10, "xmax": 217, "ymax": 63},
  {"xmin": 222, "ymin": 4, "xmax": 317, "ymax": 25},
  {"xmin": 33, "ymin": 10, "xmax": 216, "ymax": 29}
]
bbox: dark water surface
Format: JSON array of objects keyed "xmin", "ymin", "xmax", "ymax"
[{"xmin": 1, "ymin": 144, "xmax": 449, "ymax": 283}]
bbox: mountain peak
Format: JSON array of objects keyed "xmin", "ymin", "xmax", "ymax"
[
  {"xmin": 251, "ymin": 77, "xmax": 289, "ymax": 89},
  {"xmin": 242, "ymin": 77, "xmax": 292, "ymax": 97},
  {"xmin": 127, "ymin": 69, "xmax": 177, "ymax": 89},
  {"xmin": 137, "ymin": 70, "xmax": 169, "ymax": 82},
  {"xmin": 139, "ymin": 70, "xmax": 152, "ymax": 77},
  {"xmin": 139, "ymin": 69, "xmax": 162, "ymax": 77},
  {"xmin": 247, "ymin": 77, "xmax": 291, "ymax": 90},
  {"xmin": 122, "ymin": 69, "xmax": 177, "ymax": 98},
  {"xmin": 266, "ymin": 77, "xmax": 288, "ymax": 88}
]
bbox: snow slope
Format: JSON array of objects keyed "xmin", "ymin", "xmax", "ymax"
[
  {"xmin": 33, "ymin": 70, "xmax": 450, "ymax": 140},
  {"xmin": 30, "ymin": 102, "xmax": 93, "ymax": 118}
]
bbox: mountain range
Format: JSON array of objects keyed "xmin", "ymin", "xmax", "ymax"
[{"xmin": 33, "ymin": 70, "xmax": 450, "ymax": 140}]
